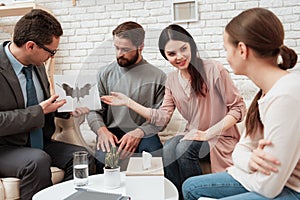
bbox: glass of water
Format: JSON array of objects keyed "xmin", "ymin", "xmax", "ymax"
[{"xmin": 73, "ymin": 151, "xmax": 89, "ymax": 187}]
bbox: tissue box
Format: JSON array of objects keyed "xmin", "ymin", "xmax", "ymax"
[{"xmin": 125, "ymin": 157, "xmax": 164, "ymax": 200}]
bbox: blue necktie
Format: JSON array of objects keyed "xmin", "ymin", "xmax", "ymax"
[{"xmin": 22, "ymin": 66, "xmax": 44, "ymax": 149}]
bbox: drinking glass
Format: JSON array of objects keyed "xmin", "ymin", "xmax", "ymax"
[{"xmin": 73, "ymin": 151, "xmax": 89, "ymax": 187}]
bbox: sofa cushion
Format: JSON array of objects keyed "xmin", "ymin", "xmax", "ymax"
[
  {"xmin": 158, "ymin": 109, "xmax": 187, "ymax": 144},
  {"xmin": 0, "ymin": 177, "xmax": 19, "ymax": 200},
  {"xmin": 51, "ymin": 167, "xmax": 65, "ymax": 185},
  {"xmin": 0, "ymin": 167, "xmax": 65, "ymax": 200}
]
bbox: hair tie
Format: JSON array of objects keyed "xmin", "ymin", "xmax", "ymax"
[{"xmin": 279, "ymin": 44, "xmax": 285, "ymax": 49}]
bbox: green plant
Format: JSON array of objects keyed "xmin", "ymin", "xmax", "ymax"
[{"xmin": 105, "ymin": 146, "xmax": 120, "ymax": 169}]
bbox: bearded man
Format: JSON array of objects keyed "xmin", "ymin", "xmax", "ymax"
[{"xmin": 87, "ymin": 21, "xmax": 166, "ymax": 173}]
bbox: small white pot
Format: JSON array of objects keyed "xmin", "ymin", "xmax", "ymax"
[{"xmin": 103, "ymin": 166, "xmax": 121, "ymax": 189}]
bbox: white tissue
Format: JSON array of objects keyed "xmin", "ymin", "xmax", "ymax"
[{"xmin": 142, "ymin": 151, "xmax": 152, "ymax": 170}]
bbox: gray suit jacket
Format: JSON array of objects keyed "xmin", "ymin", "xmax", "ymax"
[{"xmin": 0, "ymin": 41, "xmax": 57, "ymax": 146}]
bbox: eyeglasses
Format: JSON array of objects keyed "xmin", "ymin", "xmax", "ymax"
[{"xmin": 35, "ymin": 42, "xmax": 57, "ymax": 56}]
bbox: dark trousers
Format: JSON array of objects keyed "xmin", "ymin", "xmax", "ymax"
[
  {"xmin": 95, "ymin": 128, "xmax": 162, "ymax": 174},
  {"xmin": 0, "ymin": 141, "xmax": 91, "ymax": 200},
  {"xmin": 163, "ymin": 135, "xmax": 210, "ymax": 200}
]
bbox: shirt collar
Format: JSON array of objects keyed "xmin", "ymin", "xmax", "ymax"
[{"xmin": 4, "ymin": 42, "xmax": 25, "ymax": 75}]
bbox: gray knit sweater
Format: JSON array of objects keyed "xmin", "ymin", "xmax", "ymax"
[{"xmin": 87, "ymin": 59, "xmax": 166, "ymax": 136}]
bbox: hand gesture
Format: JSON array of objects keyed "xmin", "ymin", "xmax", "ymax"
[
  {"xmin": 181, "ymin": 129, "xmax": 207, "ymax": 141},
  {"xmin": 40, "ymin": 94, "xmax": 66, "ymax": 114},
  {"xmin": 71, "ymin": 107, "xmax": 90, "ymax": 118},
  {"xmin": 101, "ymin": 92, "xmax": 129, "ymax": 106},
  {"xmin": 117, "ymin": 129, "xmax": 143, "ymax": 159},
  {"xmin": 97, "ymin": 127, "xmax": 119, "ymax": 152},
  {"xmin": 249, "ymin": 139, "xmax": 280, "ymax": 175}
]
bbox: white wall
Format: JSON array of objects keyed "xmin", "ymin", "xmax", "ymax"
[{"xmin": 1, "ymin": 0, "xmax": 300, "ymax": 101}]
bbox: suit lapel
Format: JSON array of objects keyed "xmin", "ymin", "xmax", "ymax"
[
  {"xmin": 0, "ymin": 42, "xmax": 50, "ymax": 106},
  {"xmin": 0, "ymin": 42, "xmax": 25, "ymax": 108}
]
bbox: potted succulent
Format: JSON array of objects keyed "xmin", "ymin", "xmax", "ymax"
[{"xmin": 103, "ymin": 146, "xmax": 121, "ymax": 189}]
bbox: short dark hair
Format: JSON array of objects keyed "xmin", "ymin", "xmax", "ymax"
[
  {"xmin": 13, "ymin": 9, "xmax": 63, "ymax": 47},
  {"xmin": 112, "ymin": 21, "xmax": 145, "ymax": 47}
]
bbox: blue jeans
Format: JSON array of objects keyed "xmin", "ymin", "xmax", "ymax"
[
  {"xmin": 163, "ymin": 135, "xmax": 210, "ymax": 200},
  {"xmin": 95, "ymin": 128, "xmax": 162, "ymax": 173},
  {"xmin": 182, "ymin": 172, "xmax": 300, "ymax": 200}
]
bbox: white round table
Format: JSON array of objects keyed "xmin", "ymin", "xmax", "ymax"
[{"xmin": 33, "ymin": 172, "xmax": 178, "ymax": 200}]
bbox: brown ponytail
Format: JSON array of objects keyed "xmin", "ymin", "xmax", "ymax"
[
  {"xmin": 278, "ymin": 45, "xmax": 298, "ymax": 70},
  {"xmin": 245, "ymin": 90, "xmax": 262, "ymax": 138},
  {"xmin": 245, "ymin": 46, "xmax": 298, "ymax": 139}
]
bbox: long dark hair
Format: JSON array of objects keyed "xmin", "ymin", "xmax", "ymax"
[
  {"xmin": 225, "ymin": 8, "xmax": 298, "ymax": 138},
  {"xmin": 158, "ymin": 24, "xmax": 207, "ymax": 97}
]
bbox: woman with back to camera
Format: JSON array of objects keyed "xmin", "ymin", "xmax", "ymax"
[
  {"xmin": 182, "ymin": 7, "xmax": 300, "ymax": 200},
  {"xmin": 101, "ymin": 24, "xmax": 246, "ymax": 199}
]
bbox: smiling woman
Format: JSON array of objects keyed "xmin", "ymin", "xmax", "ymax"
[
  {"xmin": 100, "ymin": 24, "xmax": 246, "ymax": 199},
  {"xmin": 164, "ymin": 40, "xmax": 191, "ymax": 72}
]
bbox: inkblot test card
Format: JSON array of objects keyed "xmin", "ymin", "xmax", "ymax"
[{"xmin": 54, "ymin": 75, "xmax": 101, "ymax": 112}]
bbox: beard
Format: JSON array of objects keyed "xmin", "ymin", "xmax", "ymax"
[{"xmin": 117, "ymin": 49, "xmax": 139, "ymax": 68}]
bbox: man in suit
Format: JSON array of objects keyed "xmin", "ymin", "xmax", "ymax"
[{"xmin": 0, "ymin": 9, "xmax": 89, "ymax": 200}]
